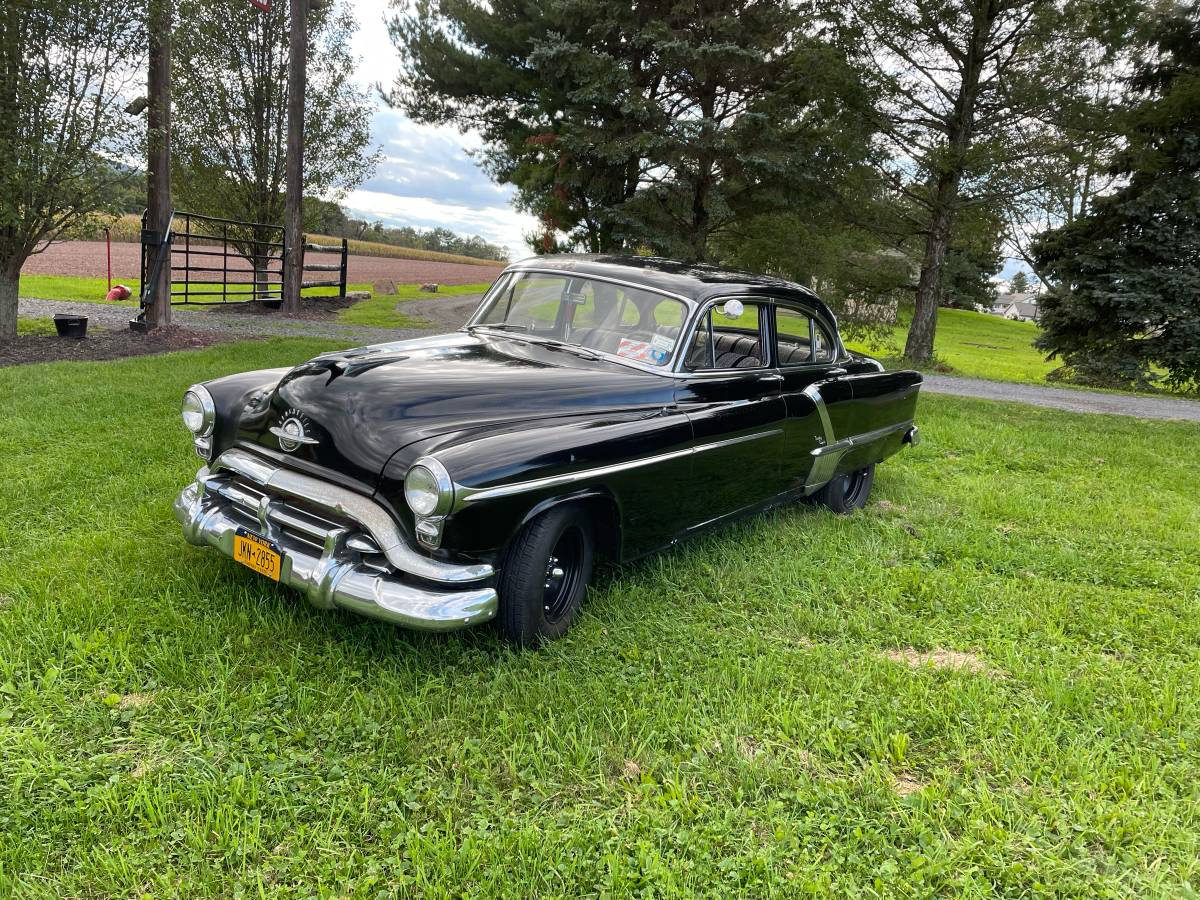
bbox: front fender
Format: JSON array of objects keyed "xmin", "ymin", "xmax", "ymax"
[
  {"xmin": 377, "ymin": 406, "xmax": 693, "ymax": 559},
  {"xmin": 201, "ymin": 367, "xmax": 291, "ymax": 460}
]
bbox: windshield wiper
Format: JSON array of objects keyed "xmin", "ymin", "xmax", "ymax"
[
  {"xmin": 471, "ymin": 322, "xmax": 529, "ymax": 333},
  {"xmin": 540, "ymin": 340, "xmax": 600, "ymax": 361}
]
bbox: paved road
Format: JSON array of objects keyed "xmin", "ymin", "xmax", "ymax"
[
  {"xmin": 921, "ymin": 374, "xmax": 1200, "ymax": 423},
  {"xmin": 19, "ymin": 296, "xmax": 1200, "ymax": 423}
]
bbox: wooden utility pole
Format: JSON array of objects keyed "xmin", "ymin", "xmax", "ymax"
[
  {"xmin": 282, "ymin": 0, "xmax": 307, "ymax": 314},
  {"xmin": 143, "ymin": 0, "xmax": 173, "ymax": 329}
]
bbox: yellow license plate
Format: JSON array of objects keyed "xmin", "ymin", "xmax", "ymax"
[{"xmin": 233, "ymin": 529, "xmax": 283, "ymax": 582}]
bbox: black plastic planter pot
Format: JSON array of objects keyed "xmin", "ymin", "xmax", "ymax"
[{"xmin": 53, "ymin": 314, "xmax": 89, "ymax": 339}]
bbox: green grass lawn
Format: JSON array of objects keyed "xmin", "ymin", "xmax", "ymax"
[
  {"xmin": 15, "ymin": 317, "xmax": 56, "ymax": 337},
  {"xmin": 1, "ymin": 341, "xmax": 1199, "ymax": 895},
  {"xmin": 19, "ymin": 274, "xmax": 372, "ymax": 307},
  {"xmin": 846, "ymin": 307, "xmax": 1055, "ymax": 385},
  {"xmin": 337, "ymin": 282, "xmax": 493, "ymax": 328}
]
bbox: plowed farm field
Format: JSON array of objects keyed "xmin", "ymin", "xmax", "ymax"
[{"xmin": 24, "ymin": 241, "xmax": 505, "ymax": 287}]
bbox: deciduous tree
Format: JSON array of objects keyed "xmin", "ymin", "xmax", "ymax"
[
  {"xmin": 0, "ymin": 0, "xmax": 142, "ymax": 340},
  {"xmin": 843, "ymin": 0, "xmax": 1105, "ymax": 362},
  {"xmin": 172, "ymin": 0, "xmax": 377, "ymax": 288}
]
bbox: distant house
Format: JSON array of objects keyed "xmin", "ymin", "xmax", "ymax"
[{"xmin": 991, "ymin": 291, "xmax": 1040, "ymax": 322}]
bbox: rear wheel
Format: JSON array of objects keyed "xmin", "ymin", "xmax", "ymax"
[
  {"xmin": 814, "ymin": 464, "xmax": 875, "ymax": 513},
  {"xmin": 496, "ymin": 505, "xmax": 594, "ymax": 647}
]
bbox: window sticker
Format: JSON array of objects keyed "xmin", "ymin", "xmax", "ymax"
[
  {"xmin": 649, "ymin": 333, "xmax": 675, "ymax": 364},
  {"xmin": 617, "ymin": 338, "xmax": 655, "ymax": 362}
]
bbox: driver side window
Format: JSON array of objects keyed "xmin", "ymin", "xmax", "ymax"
[{"xmin": 685, "ymin": 301, "xmax": 767, "ymax": 370}]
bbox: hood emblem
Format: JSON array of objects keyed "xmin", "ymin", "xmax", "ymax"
[{"xmin": 269, "ymin": 409, "xmax": 319, "ymax": 452}]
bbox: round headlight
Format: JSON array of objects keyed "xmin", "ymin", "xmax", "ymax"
[
  {"xmin": 182, "ymin": 386, "xmax": 215, "ymax": 436},
  {"xmin": 404, "ymin": 459, "xmax": 453, "ymax": 517}
]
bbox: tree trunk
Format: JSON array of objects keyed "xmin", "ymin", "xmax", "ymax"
[
  {"xmin": 145, "ymin": 0, "xmax": 173, "ymax": 329},
  {"xmin": 0, "ymin": 268, "xmax": 18, "ymax": 342},
  {"xmin": 902, "ymin": 0, "xmax": 994, "ymax": 363},
  {"xmin": 282, "ymin": 0, "xmax": 307, "ymax": 315},
  {"xmin": 905, "ymin": 203, "xmax": 954, "ymax": 363}
]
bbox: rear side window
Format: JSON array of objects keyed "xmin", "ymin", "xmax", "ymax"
[
  {"xmin": 685, "ymin": 300, "xmax": 767, "ymax": 370},
  {"xmin": 775, "ymin": 306, "xmax": 838, "ymax": 366},
  {"xmin": 813, "ymin": 320, "xmax": 836, "ymax": 363}
]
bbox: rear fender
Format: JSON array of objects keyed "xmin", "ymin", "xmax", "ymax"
[
  {"xmin": 805, "ymin": 370, "xmax": 922, "ymax": 490},
  {"xmin": 837, "ymin": 369, "xmax": 922, "ymax": 472}
]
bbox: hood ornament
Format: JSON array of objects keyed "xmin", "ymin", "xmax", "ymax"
[{"xmin": 269, "ymin": 409, "xmax": 319, "ymax": 452}]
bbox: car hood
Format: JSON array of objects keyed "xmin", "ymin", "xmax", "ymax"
[{"xmin": 235, "ymin": 331, "xmax": 676, "ymax": 488}]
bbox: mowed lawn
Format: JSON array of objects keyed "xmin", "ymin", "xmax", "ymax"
[
  {"xmin": 1, "ymin": 341, "xmax": 1198, "ymax": 896},
  {"xmin": 846, "ymin": 307, "xmax": 1054, "ymax": 385},
  {"xmin": 17, "ymin": 274, "xmax": 373, "ymax": 306},
  {"xmin": 335, "ymin": 282, "xmax": 493, "ymax": 329}
]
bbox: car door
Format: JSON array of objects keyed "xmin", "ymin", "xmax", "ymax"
[
  {"xmin": 773, "ymin": 302, "xmax": 858, "ymax": 493},
  {"xmin": 673, "ymin": 298, "xmax": 787, "ymax": 528}
]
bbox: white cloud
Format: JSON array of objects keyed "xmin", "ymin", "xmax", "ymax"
[{"xmin": 343, "ymin": 0, "xmax": 538, "ymax": 259}]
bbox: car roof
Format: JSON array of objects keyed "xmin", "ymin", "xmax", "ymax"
[{"xmin": 504, "ymin": 254, "xmax": 834, "ymax": 320}]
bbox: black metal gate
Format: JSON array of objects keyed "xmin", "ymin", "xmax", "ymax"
[{"xmin": 139, "ymin": 209, "xmax": 348, "ymax": 307}]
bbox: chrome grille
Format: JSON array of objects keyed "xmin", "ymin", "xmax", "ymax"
[{"xmin": 204, "ymin": 472, "xmax": 382, "ymax": 556}]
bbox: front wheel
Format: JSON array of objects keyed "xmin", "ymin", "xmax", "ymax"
[
  {"xmin": 814, "ymin": 464, "xmax": 875, "ymax": 514},
  {"xmin": 496, "ymin": 505, "xmax": 594, "ymax": 647}
]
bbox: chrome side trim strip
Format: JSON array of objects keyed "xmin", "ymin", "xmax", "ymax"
[
  {"xmin": 212, "ymin": 448, "xmax": 493, "ymax": 584},
  {"xmin": 455, "ymin": 428, "xmax": 784, "ymax": 508},
  {"xmin": 811, "ymin": 420, "xmax": 913, "ymax": 457},
  {"xmin": 801, "ymin": 384, "xmax": 835, "ymax": 446}
]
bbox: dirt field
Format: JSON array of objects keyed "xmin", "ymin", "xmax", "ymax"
[{"xmin": 23, "ymin": 241, "xmax": 505, "ymax": 287}]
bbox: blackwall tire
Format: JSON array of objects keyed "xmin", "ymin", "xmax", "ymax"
[
  {"xmin": 814, "ymin": 464, "xmax": 876, "ymax": 514},
  {"xmin": 496, "ymin": 505, "xmax": 595, "ymax": 647}
]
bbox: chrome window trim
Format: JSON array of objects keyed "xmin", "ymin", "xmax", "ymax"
[
  {"xmin": 674, "ymin": 295, "xmax": 774, "ymax": 376},
  {"xmin": 453, "ymin": 428, "xmax": 783, "ymax": 510},
  {"xmin": 462, "ymin": 267, "xmax": 695, "ymax": 378},
  {"xmin": 771, "ymin": 298, "xmax": 848, "ymax": 368}
]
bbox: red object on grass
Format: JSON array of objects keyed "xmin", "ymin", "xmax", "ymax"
[
  {"xmin": 106, "ymin": 284, "xmax": 132, "ymax": 302},
  {"xmin": 248, "ymin": 0, "xmax": 270, "ymax": 9}
]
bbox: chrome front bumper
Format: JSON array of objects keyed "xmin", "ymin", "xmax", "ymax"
[{"xmin": 173, "ymin": 450, "xmax": 497, "ymax": 631}]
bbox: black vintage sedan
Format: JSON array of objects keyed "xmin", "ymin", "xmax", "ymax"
[{"xmin": 174, "ymin": 256, "xmax": 922, "ymax": 645}]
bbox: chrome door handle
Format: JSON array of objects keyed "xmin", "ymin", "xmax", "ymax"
[{"xmin": 827, "ymin": 367, "xmax": 847, "ymax": 377}]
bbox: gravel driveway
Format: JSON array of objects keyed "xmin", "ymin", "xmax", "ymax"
[
  {"xmin": 17, "ymin": 296, "xmax": 1200, "ymax": 423},
  {"xmin": 17, "ymin": 297, "xmax": 430, "ymax": 345}
]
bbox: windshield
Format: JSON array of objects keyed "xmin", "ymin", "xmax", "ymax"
[{"xmin": 472, "ymin": 272, "xmax": 688, "ymax": 367}]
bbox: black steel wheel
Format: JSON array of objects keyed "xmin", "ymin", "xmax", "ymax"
[
  {"xmin": 497, "ymin": 504, "xmax": 594, "ymax": 647},
  {"xmin": 814, "ymin": 463, "xmax": 876, "ymax": 514}
]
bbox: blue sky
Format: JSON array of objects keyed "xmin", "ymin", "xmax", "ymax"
[{"xmin": 345, "ymin": 0, "xmax": 538, "ymax": 260}]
